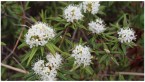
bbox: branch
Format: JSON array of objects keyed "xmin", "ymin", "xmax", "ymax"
[
  {"xmin": 59, "ymin": 27, "xmax": 69, "ymax": 48},
  {"xmin": 1, "ymin": 63, "xmax": 29, "ymax": 74},
  {"xmin": 72, "ymin": 28, "xmax": 78, "ymax": 41},
  {"xmin": 115, "ymin": 72, "xmax": 144, "ymax": 76},
  {"xmin": 80, "ymin": 29, "xmax": 89, "ymax": 41},
  {"xmin": 2, "ymin": 2, "xmax": 26, "ymax": 62}
]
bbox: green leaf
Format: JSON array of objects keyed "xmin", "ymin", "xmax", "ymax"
[
  {"xmin": 70, "ymin": 63, "xmax": 79, "ymax": 71},
  {"xmin": 27, "ymin": 47, "xmax": 38, "ymax": 66},
  {"xmin": 85, "ymin": 66, "xmax": 93, "ymax": 75},
  {"xmin": 98, "ymin": 11, "xmax": 106, "ymax": 15},
  {"xmin": 119, "ymin": 74, "xmax": 125, "ymax": 80},
  {"xmin": 99, "ymin": 5, "xmax": 106, "ymax": 11},
  {"xmin": 30, "ymin": 16, "xmax": 37, "ymax": 23},
  {"xmin": 47, "ymin": 17, "xmax": 65, "ymax": 22},
  {"xmin": 65, "ymin": 23, "xmax": 70, "ymax": 28},
  {"xmin": 112, "ymin": 43, "xmax": 118, "ymax": 50},
  {"xmin": 66, "ymin": 33, "xmax": 71, "ymax": 37},
  {"xmin": 23, "ymin": 72, "xmax": 35, "ymax": 80},
  {"xmin": 40, "ymin": 47, "xmax": 44, "ymax": 56},
  {"xmin": 99, "ymin": 54, "xmax": 108, "ymax": 63},
  {"xmin": 121, "ymin": 44, "xmax": 126, "ymax": 55},
  {"xmin": 65, "ymin": 39, "xmax": 73, "ymax": 46},
  {"xmin": 111, "ymin": 57, "xmax": 119, "ymax": 66},
  {"xmin": 18, "ymin": 42, "xmax": 27, "ymax": 49},
  {"xmin": 57, "ymin": 72, "xmax": 67, "ymax": 80},
  {"xmin": 1, "ymin": 42, "xmax": 6, "ymax": 46},
  {"xmin": 105, "ymin": 34, "xmax": 118, "ymax": 41},
  {"xmin": 79, "ymin": 38, "xmax": 83, "ymax": 44},
  {"xmin": 51, "ymin": 43, "xmax": 62, "ymax": 52},
  {"xmin": 123, "ymin": 14, "xmax": 128, "ymax": 27},
  {"xmin": 46, "ymin": 43, "xmax": 56, "ymax": 56},
  {"xmin": 21, "ymin": 51, "xmax": 31, "ymax": 63},
  {"xmin": 11, "ymin": 73, "xmax": 24, "ymax": 79},
  {"xmin": 40, "ymin": 10, "xmax": 47, "ymax": 22}
]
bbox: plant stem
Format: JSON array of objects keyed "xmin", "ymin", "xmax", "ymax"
[
  {"xmin": 2, "ymin": 2, "xmax": 26, "ymax": 62},
  {"xmin": 59, "ymin": 27, "xmax": 69, "ymax": 48},
  {"xmin": 1, "ymin": 63, "xmax": 29, "ymax": 74},
  {"xmin": 72, "ymin": 27, "xmax": 78, "ymax": 41},
  {"xmin": 115, "ymin": 72, "xmax": 144, "ymax": 76}
]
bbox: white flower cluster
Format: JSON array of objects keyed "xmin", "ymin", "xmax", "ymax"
[
  {"xmin": 118, "ymin": 28, "xmax": 136, "ymax": 43},
  {"xmin": 71, "ymin": 45, "xmax": 92, "ymax": 67},
  {"xmin": 46, "ymin": 53, "xmax": 63, "ymax": 69},
  {"xmin": 82, "ymin": 1, "xmax": 100, "ymax": 15},
  {"xmin": 32, "ymin": 53, "xmax": 63, "ymax": 81},
  {"xmin": 88, "ymin": 18, "xmax": 106, "ymax": 34},
  {"xmin": 64, "ymin": 4, "xmax": 84, "ymax": 22},
  {"xmin": 25, "ymin": 22, "xmax": 55, "ymax": 48}
]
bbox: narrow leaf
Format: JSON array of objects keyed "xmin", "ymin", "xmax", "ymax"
[
  {"xmin": 18, "ymin": 42, "xmax": 27, "ymax": 49},
  {"xmin": 27, "ymin": 47, "xmax": 38, "ymax": 66}
]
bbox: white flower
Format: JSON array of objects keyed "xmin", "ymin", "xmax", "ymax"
[
  {"xmin": 64, "ymin": 4, "xmax": 84, "ymax": 22},
  {"xmin": 25, "ymin": 22, "xmax": 55, "ymax": 48},
  {"xmin": 46, "ymin": 53, "xmax": 63, "ymax": 69},
  {"xmin": 71, "ymin": 45, "xmax": 92, "ymax": 67},
  {"xmin": 82, "ymin": 1, "xmax": 100, "ymax": 15},
  {"xmin": 40, "ymin": 68, "xmax": 57, "ymax": 81},
  {"xmin": 118, "ymin": 28, "xmax": 136, "ymax": 43},
  {"xmin": 88, "ymin": 18, "xmax": 106, "ymax": 34},
  {"xmin": 32, "ymin": 60, "xmax": 57, "ymax": 81},
  {"xmin": 32, "ymin": 60, "xmax": 45, "ymax": 75}
]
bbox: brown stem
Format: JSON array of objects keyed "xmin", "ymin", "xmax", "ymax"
[
  {"xmin": 115, "ymin": 72, "xmax": 144, "ymax": 76},
  {"xmin": 72, "ymin": 28, "xmax": 78, "ymax": 41},
  {"xmin": 59, "ymin": 27, "xmax": 69, "ymax": 48},
  {"xmin": 2, "ymin": 2, "xmax": 26, "ymax": 62},
  {"xmin": 1, "ymin": 63, "xmax": 29, "ymax": 74},
  {"xmin": 80, "ymin": 29, "xmax": 89, "ymax": 41},
  {"xmin": 12, "ymin": 57, "xmax": 26, "ymax": 70}
]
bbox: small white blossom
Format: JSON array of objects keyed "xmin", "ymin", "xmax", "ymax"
[
  {"xmin": 25, "ymin": 22, "xmax": 55, "ymax": 48},
  {"xmin": 32, "ymin": 60, "xmax": 57, "ymax": 81},
  {"xmin": 46, "ymin": 53, "xmax": 63, "ymax": 69},
  {"xmin": 82, "ymin": 1, "xmax": 100, "ymax": 15},
  {"xmin": 64, "ymin": 4, "xmax": 84, "ymax": 22},
  {"xmin": 71, "ymin": 45, "xmax": 92, "ymax": 67},
  {"xmin": 88, "ymin": 18, "xmax": 106, "ymax": 34},
  {"xmin": 32, "ymin": 52, "xmax": 63, "ymax": 81},
  {"xmin": 118, "ymin": 28, "xmax": 136, "ymax": 43},
  {"xmin": 40, "ymin": 69, "xmax": 57, "ymax": 81},
  {"xmin": 32, "ymin": 60, "xmax": 45, "ymax": 75}
]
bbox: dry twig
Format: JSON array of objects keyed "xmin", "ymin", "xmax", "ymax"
[
  {"xmin": 1, "ymin": 63, "xmax": 29, "ymax": 74},
  {"xmin": 115, "ymin": 72, "xmax": 144, "ymax": 76}
]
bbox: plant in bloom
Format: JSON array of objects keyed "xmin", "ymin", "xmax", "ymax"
[
  {"xmin": 25, "ymin": 22, "xmax": 55, "ymax": 48},
  {"xmin": 32, "ymin": 53, "xmax": 62, "ymax": 81},
  {"xmin": 82, "ymin": 1, "xmax": 100, "ymax": 15},
  {"xmin": 118, "ymin": 28, "xmax": 136, "ymax": 43},
  {"xmin": 88, "ymin": 18, "xmax": 106, "ymax": 34},
  {"xmin": 71, "ymin": 45, "xmax": 92, "ymax": 67},
  {"xmin": 64, "ymin": 4, "xmax": 84, "ymax": 22}
]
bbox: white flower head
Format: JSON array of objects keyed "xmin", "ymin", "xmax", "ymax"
[
  {"xmin": 25, "ymin": 22, "xmax": 55, "ymax": 48},
  {"xmin": 32, "ymin": 60, "xmax": 45, "ymax": 75},
  {"xmin": 64, "ymin": 4, "xmax": 84, "ymax": 22},
  {"xmin": 118, "ymin": 28, "xmax": 136, "ymax": 43},
  {"xmin": 71, "ymin": 45, "xmax": 92, "ymax": 67},
  {"xmin": 40, "ymin": 68, "xmax": 57, "ymax": 81},
  {"xmin": 46, "ymin": 53, "xmax": 63, "ymax": 69},
  {"xmin": 82, "ymin": 1, "xmax": 100, "ymax": 15},
  {"xmin": 32, "ymin": 60, "xmax": 57, "ymax": 81},
  {"xmin": 88, "ymin": 18, "xmax": 106, "ymax": 34}
]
